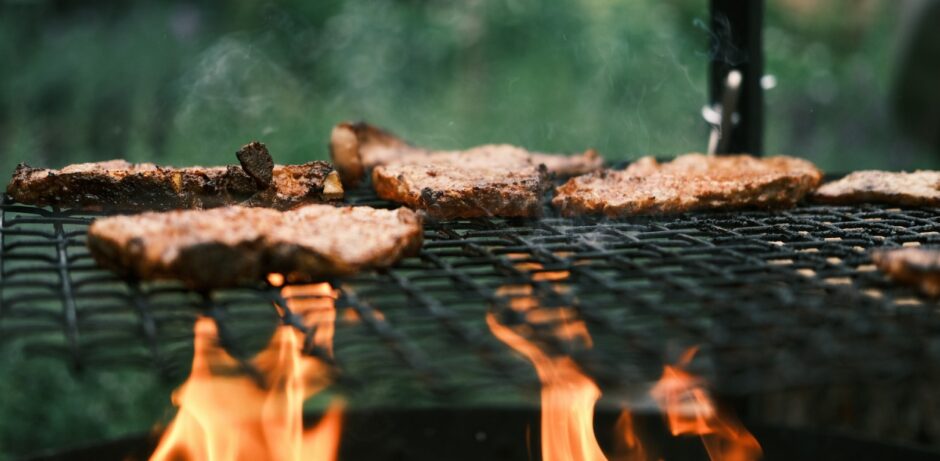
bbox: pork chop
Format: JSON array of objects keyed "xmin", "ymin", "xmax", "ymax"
[
  {"xmin": 552, "ymin": 153, "xmax": 823, "ymax": 216},
  {"xmin": 6, "ymin": 142, "xmax": 344, "ymax": 210},
  {"xmin": 329, "ymin": 121, "xmax": 601, "ymax": 186},
  {"xmin": 813, "ymin": 171, "xmax": 940, "ymax": 206},
  {"xmin": 871, "ymin": 247, "xmax": 940, "ymax": 297},
  {"xmin": 371, "ymin": 146, "xmax": 549, "ymax": 219},
  {"xmin": 87, "ymin": 204, "xmax": 423, "ymax": 288}
]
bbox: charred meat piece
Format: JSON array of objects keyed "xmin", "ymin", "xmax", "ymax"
[
  {"xmin": 552, "ymin": 154, "xmax": 823, "ymax": 216},
  {"xmin": 329, "ymin": 121, "xmax": 601, "ymax": 186},
  {"xmin": 87, "ymin": 204, "xmax": 423, "ymax": 288},
  {"xmin": 236, "ymin": 141, "xmax": 275, "ymax": 187},
  {"xmin": 7, "ymin": 145, "xmax": 344, "ymax": 210},
  {"xmin": 871, "ymin": 247, "xmax": 940, "ymax": 297},
  {"xmin": 813, "ymin": 170, "xmax": 940, "ymax": 206},
  {"xmin": 372, "ymin": 146, "xmax": 549, "ymax": 219}
]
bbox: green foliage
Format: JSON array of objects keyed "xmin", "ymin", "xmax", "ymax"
[
  {"xmin": 0, "ymin": 0, "xmax": 713, "ymax": 176},
  {"xmin": 1, "ymin": 0, "xmax": 931, "ymax": 178}
]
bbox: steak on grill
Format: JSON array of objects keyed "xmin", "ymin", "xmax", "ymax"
[
  {"xmin": 871, "ymin": 247, "xmax": 940, "ymax": 297},
  {"xmin": 372, "ymin": 146, "xmax": 549, "ymax": 219},
  {"xmin": 329, "ymin": 121, "xmax": 601, "ymax": 186},
  {"xmin": 6, "ymin": 142, "xmax": 344, "ymax": 210},
  {"xmin": 813, "ymin": 171, "xmax": 940, "ymax": 206},
  {"xmin": 552, "ymin": 154, "xmax": 823, "ymax": 216},
  {"xmin": 87, "ymin": 204, "xmax": 423, "ymax": 288}
]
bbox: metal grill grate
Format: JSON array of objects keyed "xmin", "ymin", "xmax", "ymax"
[{"xmin": 3, "ymin": 183, "xmax": 940, "ymax": 405}]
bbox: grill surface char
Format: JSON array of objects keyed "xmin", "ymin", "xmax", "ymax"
[{"xmin": 2, "ymin": 180, "xmax": 940, "ymax": 408}]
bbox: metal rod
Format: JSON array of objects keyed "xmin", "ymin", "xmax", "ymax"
[
  {"xmin": 0, "ymin": 196, "xmax": 6, "ymax": 333},
  {"xmin": 52, "ymin": 207, "xmax": 82, "ymax": 371},
  {"xmin": 705, "ymin": 70, "xmax": 743, "ymax": 155},
  {"xmin": 128, "ymin": 280, "xmax": 164, "ymax": 372},
  {"xmin": 709, "ymin": 0, "xmax": 764, "ymax": 154}
]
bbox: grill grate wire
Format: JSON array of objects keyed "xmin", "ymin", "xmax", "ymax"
[{"xmin": 3, "ymin": 183, "xmax": 940, "ymax": 405}]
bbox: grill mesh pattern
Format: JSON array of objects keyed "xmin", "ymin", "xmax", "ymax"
[{"xmin": 3, "ymin": 185, "xmax": 940, "ymax": 404}]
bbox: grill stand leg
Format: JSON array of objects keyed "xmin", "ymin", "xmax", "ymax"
[
  {"xmin": 0, "ymin": 196, "xmax": 5, "ymax": 332},
  {"xmin": 709, "ymin": 0, "xmax": 764, "ymax": 155}
]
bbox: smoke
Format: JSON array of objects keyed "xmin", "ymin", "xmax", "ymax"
[
  {"xmin": 694, "ymin": 15, "xmax": 747, "ymax": 67},
  {"xmin": 161, "ymin": 1, "xmax": 717, "ymax": 167},
  {"xmin": 172, "ymin": 36, "xmax": 310, "ymax": 164}
]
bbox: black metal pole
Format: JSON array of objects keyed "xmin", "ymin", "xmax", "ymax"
[{"xmin": 709, "ymin": 0, "xmax": 764, "ymax": 155}]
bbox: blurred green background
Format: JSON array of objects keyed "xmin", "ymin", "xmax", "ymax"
[
  {"xmin": 1, "ymin": 0, "xmax": 937, "ymax": 179},
  {"xmin": 1, "ymin": 0, "xmax": 938, "ymax": 459}
]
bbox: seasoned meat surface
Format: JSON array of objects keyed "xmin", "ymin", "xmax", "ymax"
[
  {"xmin": 7, "ymin": 142, "xmax": 344, "ymax": 210},
  {"xmin": 813, "ymin": 171, "xmax": 940, "ymax": 206},
  {"xmin": 552, "ymin": 153, "xmax": 823, "ymax": 216},
  {"xmin": 329, "ymin": 121, "xmax": 601, "ymax": 186},
  {"xmin": 372, "ymin": 146, "xmax": 549, "ymax": 219},
  {"xmin": 87, "ymin": 205, "xmax": 423, "ymax": 288},
  {"xmin": 871, "ymin": 247, "xmax": 940, "ymax": 297},
  {"xmin": 236, "ymin": 141, "xmax": 275, "ymax": 187}
]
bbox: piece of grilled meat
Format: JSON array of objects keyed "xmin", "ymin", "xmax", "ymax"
[
  {"xmin": 329, "ymin": 121, "xmax": 602, "ymax": 186},
  {"xmin": 372, "ymin": 146, "xmax": 549, "ymax": 219},
  {"xmin": 6, "ymin": 142, "xmax": 344, "ymax": 210},
  {"xmin": 871, "ymin": 247, "xmax": 940, "ymax": 297},
  {"xmin": 813, "ymin": 171, "xmax": 940, "ymax": 206},
  {"xmin": 87, "ymin": 204, "xmax": 423, "ymax": 288},
  {"xmin": 236, "ymin": 141, "xmax": 276, "ymax": 187},
  {"xmin": 552, "ymin": 154, "xmax": 823, "ymax": 216}
]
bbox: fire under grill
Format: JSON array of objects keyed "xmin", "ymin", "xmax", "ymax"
[{"xmin": 4, "ymin": 179, "xmax": 940, "ymax": 405}]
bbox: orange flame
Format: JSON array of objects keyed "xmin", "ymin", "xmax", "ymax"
[
  {"xmin": 275, "ymin": 279, "xmax": 338, "ymax": 357},
  {"xmin": 487, "ymin": 311, "xmax": 607, "ymax": 461},
  {"xmin": 342, "ymin": 308, "xmax": 361, "ymax": 324},
  {"xmin": 506, "ymin": 252, "xmax": 571, "ymax": 283},
  {"xmin": 497, "ymin": 276, "xmax": 589, "ymax": 348},
  {"xmin": 497, "ymin": 257, "xmax": 759, "ymax": 461},
  {"xmin": 612, "ymin": 411, "xmax": 648, "ymax": 461},
  {"xmin": 490, "ymin": 257, "xmax": 615, "ymax": 461},
  {"xmin": 650, "ymin": 347, "xmax": 762, "ymax": 461},
  {"xmin": 150, "ymin": 280, "xmax": 343, "ymax": 461}
]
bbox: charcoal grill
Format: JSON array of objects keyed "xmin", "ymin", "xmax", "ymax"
[
  {"xmin": 5, "ymin": 178, "xmax": 940, "ymax": 452},
  {"xmin": 7, "ymin": 180, "xmax": 940, "ymax": 388},
  {"xmin": 6, "ymin": 1, "xmax": 940, "ymax": 459}
]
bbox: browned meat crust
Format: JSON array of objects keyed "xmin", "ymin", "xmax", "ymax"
[
  {"xmin": 552, "ymin": 154, "xmax": 823, "ymax": 216},
  {"xmin": 7, "ymin": 156, "xmax": 344, "ymax": 211},
  {"xmin": 871, "ymin": 247, "xmax": 940, "ymax": 297},
  {"xmin": 87, "ymin": 204, "xmax": 423, "ymax": 288},
  {"xmin": 813, "ymin": 171, "xmax": 940, "ymax": 206},
  {"xmin": 372, "ymin": 146, "xmax": 549, "ymax": 219},
  {"xmin": 329, "ymin": 121, "xmax": 602, "ymax": 186},
  {"xmin": 236, "ymin": 141, "xmax": 275, "ymax": 187}
]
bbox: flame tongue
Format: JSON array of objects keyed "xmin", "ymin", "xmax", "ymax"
[
  {"xmin": 270, "ymin": 275, "xmax": 338, "ymax": 357},
  {"xmin": 491, "ymin": 257, "xmax": 759, "ymax": 461},
  {"xmin": 487, "ymin": 312, "xmax": 607, "ymax": 461},
  {"xmin": 650, "ymin": 348, "xmax": 762, "ymax": 461},
  {"xmin": 489, "ymin": 259, "xmax": 610, "ymax": 461},
  {"xmin": 613, "ymin": 411, "xmax": 648, "ymax": 461},
  {"xmin": 150, "ymin": 281, "xmax": 342, "ymax": 461}
]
